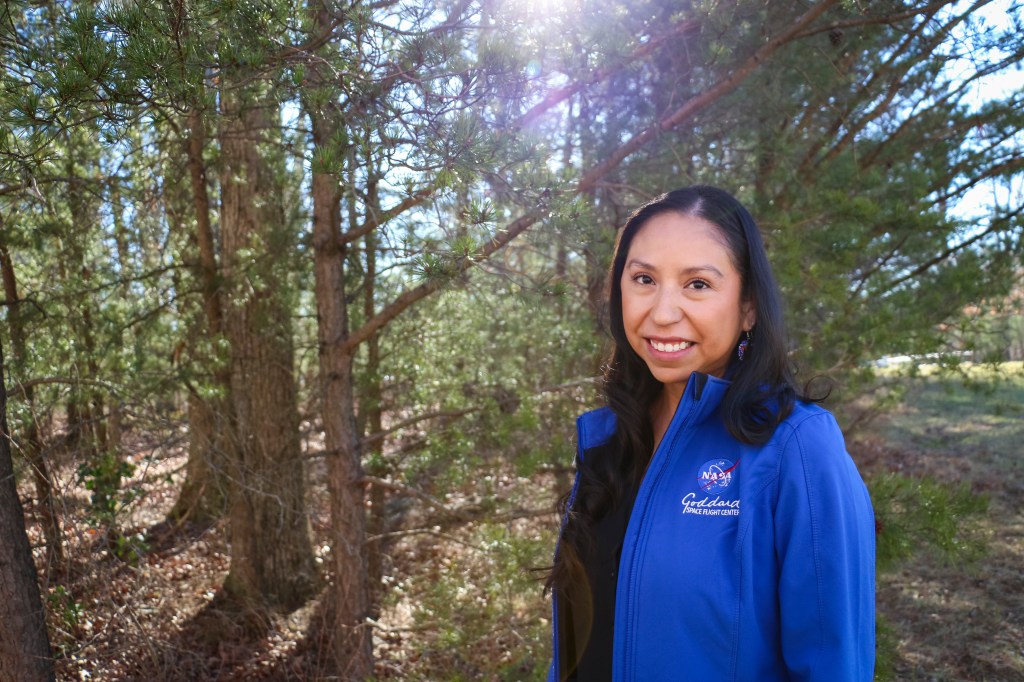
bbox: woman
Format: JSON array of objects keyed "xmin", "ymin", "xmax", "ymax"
[{"xmin": 546, "ymin": 186, "xmax": 875, "ymax": 681}]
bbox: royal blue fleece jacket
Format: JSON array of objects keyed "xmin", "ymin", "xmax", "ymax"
[{"xmin": 549, "ymin": 373, "xmax": 875, "ymax": 681}]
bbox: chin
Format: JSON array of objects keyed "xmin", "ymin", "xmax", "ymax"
[{"xmin": 649, "ymin": 369, "xmax": 695, "ymax": 386}]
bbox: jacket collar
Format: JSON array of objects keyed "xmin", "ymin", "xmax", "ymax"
[
  {"xmin": 680, "ymin": 371, "xmax": 730, "ymax": 426},
  {"xmin": 577, "ymin": 372, "xmax": 730, "ymax": 452}
]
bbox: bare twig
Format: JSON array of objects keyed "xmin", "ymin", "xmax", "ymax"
[{"xmin": 360, "ymin": 408, "xmax": 479, "ymax": 448}]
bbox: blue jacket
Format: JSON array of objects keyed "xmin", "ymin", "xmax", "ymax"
[{"xmin": 550, "ymin": 373, "xmax": 875, "ymax": 681}]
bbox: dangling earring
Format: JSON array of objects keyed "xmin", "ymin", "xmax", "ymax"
[{"xmin": 737, "ymin": 330, "xmax": 751, "ymax": 361}]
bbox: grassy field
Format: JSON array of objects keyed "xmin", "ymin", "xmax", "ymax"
[{"xmin": 853, "ymin": 364, "xmax": 1024, "ymax": 681}]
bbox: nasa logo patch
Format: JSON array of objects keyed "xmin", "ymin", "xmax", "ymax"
[{"xmin": 696, "ymin": 458, "xmax": 737, "ymax": 494}]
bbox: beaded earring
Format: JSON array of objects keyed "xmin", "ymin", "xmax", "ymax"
[{"xmin": 737, "ymin": 330, "xmax": 752, "ymax": 361}]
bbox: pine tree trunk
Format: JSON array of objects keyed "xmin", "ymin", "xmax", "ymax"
[
  {"xmin": 219, "ymin": 85, "xmax": 315, "ymax": 611},
  {"xmin": 302, "ymin": 3, "xmax": 372, "ymax": 674},
  {"xmin": 0, "ymin": 241, "xmax": 64, "ymax": 573},
  {"xmin": 170, "ymin": 392, "xmax": 230, "ymax": 525},
  {"xmin": 0, "ymin": 338, "xmax": 56, "ymax": 682},
  {"xmin": 308, "ymin": 113, "xmax": 373, "ymax": 679},
  {"xmin": 168, "ymin": 107, "xmax": 231, "ymax": 525},
  {"xmin": 363, "ymin": 226, "xmax": 388, "ymax": 621}
]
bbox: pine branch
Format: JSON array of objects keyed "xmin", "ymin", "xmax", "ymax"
[
  {"xmin": 791, "ymin": 0, "xmax": 971, "ymax": 39},
  {"xmin": 515, "ymin": 19, "xmax": 700, "ymax": 129},
  {"xmin": 340, "ymin": 210, "xmax": 542, "ymax": 354},
  {"xmin": 341, "ymin": 5, "xmax": 846, "ymax": 355},
  {"xmin": 882, "ymin": 204, "xmax": 1024, "ymax": 294},
  {"xmin": 576, "ymin": 0, "xmax": 843, "ymax": 194},
  {"xmin": 339, "ymin": 184, "xmax": 438, "ymax": 247},
  {"xmin": 811, "ymin": 4, "xmax": 982, "ymax": 175}
]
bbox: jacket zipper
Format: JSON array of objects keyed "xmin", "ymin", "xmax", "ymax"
[{"xmin": 617, "ymin": 379, "xmax": 703, "ymax": 680}]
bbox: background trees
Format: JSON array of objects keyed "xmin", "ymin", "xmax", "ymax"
[{"xmin": 1, "ymin": 0, "xmax": 1021, "ymax": 678}]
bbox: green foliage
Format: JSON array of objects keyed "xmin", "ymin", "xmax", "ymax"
[
  {"xmin": 873, "ymin": 614, "xmax": 898, "ymax": 682},
  {"xmin": 870, "ymin": 473, "xmax": 988, "ymax": 573},
  {"xmin": 310, "ymin": 144, "xmax": 343, "ymax": 175},
  {"xmin": 412, "ymin": 250, "xmax": 462, "ymax": 285},
  {"xmin": 955, "ymin": 304, "xmax": 1024, "ymax": 363},
  {"xmin": 46, "ymin": 585, "xmax": 84, "ymax": 651},
  {"xmin": 78, "ymin": 450, "xmax": 136, "ymax": 524},
  {"xmin": 550, "ymin": 0, "xmax": 1024, "ymax": 399},
  {"xmin": 365, "ymin": 271, "xmax": 594, "ymax": 491},
  {"xmin": 395, "ymin": 524, "xmax": 552, "ymax": 681},
  {"xmin": 109, "ymin": 531, "xmax": 149, "ymax": 566}
]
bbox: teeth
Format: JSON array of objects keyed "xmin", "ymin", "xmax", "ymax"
[{"xmin": 651, "ymin": 340, "xmax": 693, "ymax": 352}]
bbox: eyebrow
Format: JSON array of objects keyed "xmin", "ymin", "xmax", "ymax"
[{"xmin": 625, "ymin": 259, "xmax": 725, "ymax": 279}]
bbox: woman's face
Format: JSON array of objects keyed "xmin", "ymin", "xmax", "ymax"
[{"xmin": 620, "ymin": 211, "xmax": 755, "ymax": 392}]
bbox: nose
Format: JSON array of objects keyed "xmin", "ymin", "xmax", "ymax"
[{"xmin": 650, "ymin": 287, "xmax": 684, "ymax": 326}]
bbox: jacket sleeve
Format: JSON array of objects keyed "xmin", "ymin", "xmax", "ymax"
[{"xmin": 774, "ymin": 411, "xmax": 876, "ymax": 681}]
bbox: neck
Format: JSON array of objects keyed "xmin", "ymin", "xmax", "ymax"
[
  {"xmin": 662, "ymin": 381, "xmax": 686, "ymax": 414},
  {"xmin": 651, "ymin": 384, "xmax": 683, "ymax": 452}
]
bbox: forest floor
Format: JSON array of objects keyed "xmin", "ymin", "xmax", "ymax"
[
  {"xmin": 853, "ymin": 365, "xmax": 1024, "ymax": 681},
  {"xmin": 25, "ymin": 365, "xmax": 1024, "ymax": 681}
]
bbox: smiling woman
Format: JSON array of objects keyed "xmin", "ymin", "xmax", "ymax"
[
  {"xmin": 544, "ymin": 186, "xmax": 877, "ymax": 681},
  {"xmin": 620, "ymin": 212, "xmax": 755, "ymax": 427}
]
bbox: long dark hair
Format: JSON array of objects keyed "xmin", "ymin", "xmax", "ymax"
[{"xmin": 546, "ymin": 186, "xmax": 802, "ymax": 598}]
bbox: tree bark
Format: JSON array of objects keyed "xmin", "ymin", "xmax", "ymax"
[
  {"xmin": 168, "ymin": 107, "xmax": 232, "ymax": 526},
  {"xmin": 361, "ymin": 185, "xmax": 390, "ymax": 621},
  {"xmin": 0, "ymin": 239, "xmax": 64, "ymax": 574},
  {"xmin": 171, "ymin": 391, "xmax": 231, "ymax": 525},
  {"xmin": 306, "ymin": 89, "xmax": 374, "ymax": 682},
  {"xmin": 219, "ymin": 83, "xmax": 316, "ymax": 611},
  {"xmin": 0, "ymin": 337, "xmax": 56, "ymax": 682},
  {"xmin": 300, "ymin": 1, "xmax": 374, "ymax": 674}
]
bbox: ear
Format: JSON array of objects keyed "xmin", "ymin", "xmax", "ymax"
[{"xmin": 741, "ymin": 298, "xmax": 756, "ymax": 332}]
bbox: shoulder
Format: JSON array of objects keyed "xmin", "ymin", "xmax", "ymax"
[
  {"xmin": 774, "ymin": 400, "xmax": 842, "ymax": 442},
  {"xmin": 576, "ymin": 406, "xmax": 617, "ymax": 456},
  {"xmin": 773, "ymin": 401, "xmax": 862, "ymax": 483}
]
